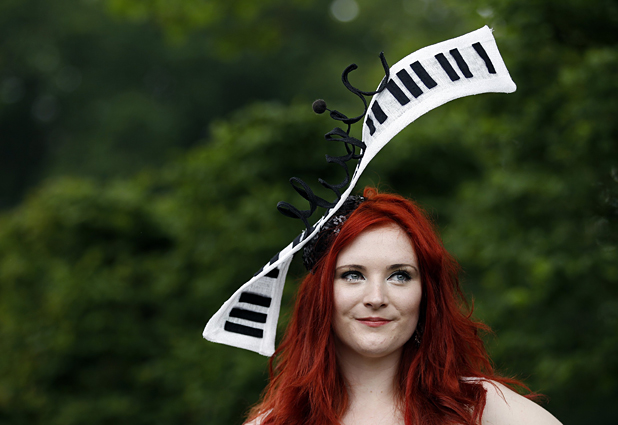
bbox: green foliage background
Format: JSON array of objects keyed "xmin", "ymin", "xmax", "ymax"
[{"xmin": 1, "ymin": 0, "xmax": 617, "ymax": 424}]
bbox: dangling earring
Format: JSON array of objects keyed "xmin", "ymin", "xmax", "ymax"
[
  {"xmin": 413, "ymin": 331, "xmax": 422, "ymax": 347},
  {"xmin": 413, "ymin": 322, "xmax": 424, "ymax": 347}
]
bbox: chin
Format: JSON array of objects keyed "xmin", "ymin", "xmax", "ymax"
[{"xmin": 336, "ymin": 336, "xmax": 407, "ymax": 360}]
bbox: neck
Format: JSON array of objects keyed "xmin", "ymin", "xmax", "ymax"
[{"xmin": 336, "ymin": 345, "xmax": 402, "ymax": 403}]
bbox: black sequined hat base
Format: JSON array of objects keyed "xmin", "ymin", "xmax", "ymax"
[{"xmin": 302, "ymin": 195, "xmax": 365, "ymax": 272}]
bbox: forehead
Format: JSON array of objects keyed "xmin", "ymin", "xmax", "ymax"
[{"xmin": 336, "ymin": 223, "xmax": 417, "ymax": 267}]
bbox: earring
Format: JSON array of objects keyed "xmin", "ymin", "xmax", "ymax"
[
  {"xmin": 413, "ymin": 331, "xmax": 421, "ymax": 347},
  {"xmin": 413, "ymin": 322, "xmax": 424, "ymax": 347}
]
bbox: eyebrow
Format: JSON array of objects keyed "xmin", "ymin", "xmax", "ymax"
[
  {"xmin": 335, "ymin": 263, "xmax": 419, "ymax": 272},
  {"xmin": 388, "ymin": 263, "xmax": 419, "ymax": 272},
  {"xmin": 335, "ymin": 264, "xmax": 366, "ymax": 272}
]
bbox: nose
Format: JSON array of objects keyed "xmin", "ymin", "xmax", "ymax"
[{"xmin": 363, "ymin": 279, "xmax": 388, "ymax": 309}]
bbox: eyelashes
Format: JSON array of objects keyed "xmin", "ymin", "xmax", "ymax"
[
  {"xmin": 338, "ymin": 269, "xmax": 415, "ymax": 283},
  {"xmin": 390, "ymin": 270, "xmax": 412, "ymax": 282},
  {"xmin": 340, "ymin": 270, "xmax": 363, "ymax": 282}
]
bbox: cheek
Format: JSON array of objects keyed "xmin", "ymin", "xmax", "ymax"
[
  {"xmin": 332, "ymin": 284, "xmax": 358, "ymax": 336},
  {"xmin": 331, "ymin": 290, "xmax": 346, "ymax": 341},
  {"xmin": 332, "ymin": 283, "xmax": 356, "ymax": 316},
  {"xmin": 332, "ymin": 286, "xmax": 344, "ymax": 324},
  {"xmin": 399, "ymin": 286, "xmax": 423, "ymax": 319},
  {"xmin": 397, "ymin": 290, "xmax": 422, "ymax": 343}
]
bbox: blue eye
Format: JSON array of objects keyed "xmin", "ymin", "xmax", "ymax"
[
  {"xmin": 341, "ymin": 271, "xmax": 364, "ymax": 282},
  {"xmin": 389, "ymin": 270, "xmax": 412, "ymax": 283}
]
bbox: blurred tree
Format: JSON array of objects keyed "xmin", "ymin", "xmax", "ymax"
[
  {"xmin": 0, "ymin": 103, "xmax": 361, "ymax": 424},
  {"xmin": 0, "ymin": 0, "xmax": 468, "ymax": 208},
  {"xmin": 440, "ymin": 1, "xmax": 618, "ymax": 423}
]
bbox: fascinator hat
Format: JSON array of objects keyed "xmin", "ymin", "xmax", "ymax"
[{"xmin": 203, "ymin": 26, "xmax": 516, "ymax": 356}]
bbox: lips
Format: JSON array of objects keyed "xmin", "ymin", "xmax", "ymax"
[{"xmin": 356, "ymin": 317, "xmax": 392, "ymax": 327}]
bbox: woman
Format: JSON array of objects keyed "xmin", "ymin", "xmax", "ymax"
[{"xmin": 245, "ymin": 187, "xmax": 561, "ymax": 425}]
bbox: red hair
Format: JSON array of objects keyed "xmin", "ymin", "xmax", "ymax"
[{"xmin": 246, "ymin": 187, "xmax": 529, "ymax": 425}]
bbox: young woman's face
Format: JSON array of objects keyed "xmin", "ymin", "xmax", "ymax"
[{"xmin": 332, "ymin": 223, "xmax": 422, "ymax": 361}]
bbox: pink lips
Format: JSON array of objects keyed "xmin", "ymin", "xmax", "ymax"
[{"xmin": 357, "ymin": 317, "xmax": 392, "ymax": 327}]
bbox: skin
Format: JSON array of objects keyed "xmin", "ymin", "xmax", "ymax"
[{"xmin": 480, "ymin": 381, "xmax": 563, "ymax": 425}]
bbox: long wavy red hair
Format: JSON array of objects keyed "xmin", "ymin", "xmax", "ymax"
[{"xmin": 246, "ymin": 187, "xmax": 529, "ymax": 425}]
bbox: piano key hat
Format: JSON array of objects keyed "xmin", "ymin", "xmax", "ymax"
[{"xmin": 203, "ymin": 26, "xmax": 516, "ymax": 356}]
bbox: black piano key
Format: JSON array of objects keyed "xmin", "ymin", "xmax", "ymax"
[
  {"xmin": 396, "ymin": 69, "xmax": 423, "ymax": 98},
  {"xmin": 410, "ymin": 61, "xmax": 437, "ymax": 89},
  {"xmin": 268, "ymin": 252, "xmax": 279, "ymax": 265},
  {"xmin": 239, "ymin": 292, "xmax": 272, "ymax": 308},
  {"xmin": 366, "ymin": 117, "xmax": 376, "ymax": 135},
  {"xmin": 472, "ymin": 42, "xmax": 496, "ymax": 74},
  {"xmin": 265, "ymin": 268, "xmax": 279, "ymax": 279},
  {"xmin": 230, "ymin": 308, "xmax": 267, "ymax": 324},
  {"xmin": 224, "ymin": 321, "xmax": 263, "ymax": 338},
  {"xmin": 435, "ymin": 53, "xmax": 460, "ymax": 81},
  {"xmin": 371, "ymin": 101, "xmax": 388, "ymax": 124},
  {"xmin": 449, "ymin": 48, "xmax": 473, "ymax": 78},
  {"xmin": 385, "ymin": 80, "xmax": 410, "ymax": 106}
]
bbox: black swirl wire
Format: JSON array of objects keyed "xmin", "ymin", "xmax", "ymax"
[{"xmin": 276, "ymin": 53, "xmax": 390, "ymax": 235}]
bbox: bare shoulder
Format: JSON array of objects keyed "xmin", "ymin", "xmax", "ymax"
[
  {"xmin": 480, "ymin": 381, "xmax": 562, "ymax": 425},
  {"xmin": 243, "ymin": 416, "xmax": 263, "ymax": 425},
  {"xmin": 243, "ymin": 410, "xmax": 268, "ymax": 425},
  {"xmin": 243, "ymin": 414, "xmax": 265, "ymax": 425}
]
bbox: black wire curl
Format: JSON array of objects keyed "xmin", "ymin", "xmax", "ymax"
[{"xmin": 276, "ymin": 52, "xmax": 390, "ymax": 235}]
